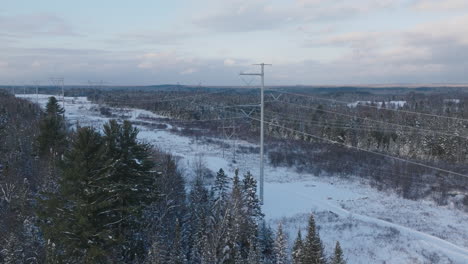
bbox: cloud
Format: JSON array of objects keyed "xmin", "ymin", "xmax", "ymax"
[
  {"xmin": 194, "ymin": 2, "xmax": 291, "ymax": 32},
  {"xmin": 111, "ymin": 30, "xmax": 189, "ymax": 46},
  {"xmin": 180, "ymin": 68, "xmax": 198, "ymax": 75},
  {"xmin": 413, "ymin": 0, "xmax": 468, "ymax": 11},
  {"xmin": 194, "ymin": 0, "xmax": 406, "ymax": 32},
  {"xmin": 310, "ymin": 31, "xmax": 384, "ymax": 47},
  {"xmin": 1, "ymin": 4, "xmax": 468, "ymax": 86},
  {"xmin": 224, "ymin": 59, "xmax": 236, "ymax": 66},
  {"xmin": 0, "ymin": 13, "xmax": 78, "ymax": 39},
  {"xmin": 292, "ymin": 14, "xmax": 468, "ymax": 84}
]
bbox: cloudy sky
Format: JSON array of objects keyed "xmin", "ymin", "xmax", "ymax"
[{"xmin": 1, "ymin": 0, "xmax": 468, "ymax": 86}]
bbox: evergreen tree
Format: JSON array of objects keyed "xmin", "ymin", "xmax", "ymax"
[
  {"xmin": 243, "ymin": 171, "xmax": 263, "ymax": 222},
  {"xmin": 292, "ymin": 229, "xmax": 303, "ymax": 264},
  {"xmin": 145, "ymin": 153, "xmax": 187, "ymax": 263},
  {"xmin": 101, "ymin": 120, "xmax": 156, "ymax": 262},
  {"xmin": 258, "ymin": 221, "xmax": 275, "ymax": 264},
  {"xmin": 330, "ymin": 241, "xmax": 346, "ymax": 264},
  {"xmin": 242, "ymin": 171, "xmax": 263, "ymax": 255},
  {"xmin": 274, "ymin": 223, "xmax": 289, "ymax": 264},
  {"xmin": 38, "ymin": 126, "xmax": 112, "ymax": 263},
  {"xmin": 187, "ymin": 176, "xmax": 210, "ymax": 263},
  {"xmin": 37, "ymin": 96, "xmax": 66, "ymax": 156},
  {"xmin": 213, "ymin": 168, "xmax": 230, "ymax": 200},
  {"xmin": 246, "ymin": 238, "xmax": 260, "ymax": 264},
  {"xmin": 225, "ymin": 169, "xmax": 244, "ymax": 262},
  {"xmin": 302, "ymin": 214, "xmax": 325, "ymax": 264},
  {"xmin": 45, "ymin": 96, "xmax": 64, "ymax": 116}
]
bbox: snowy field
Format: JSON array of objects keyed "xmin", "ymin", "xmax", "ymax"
[{"xmin": 17, "ymin": 94, "xmax": 468, "ymax": 264}]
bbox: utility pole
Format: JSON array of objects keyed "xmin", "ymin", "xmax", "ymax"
[{"xmin": 240, "ymin": 63, "xmax": 271, "ymax": 204}]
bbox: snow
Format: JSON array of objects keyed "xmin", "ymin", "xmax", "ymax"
[
  {"xmin": 347, "ymin": 100, "xmax": 407, "ymax": 109},
  {"xmin": 17, "ymin": 94, "xmax": 468, "ymax": 264},
  {"xmin": 444, "ymin": 99, "xmax": 461, "ymax": 104}
]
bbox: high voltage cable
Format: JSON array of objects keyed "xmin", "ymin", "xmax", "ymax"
[
  {"xmin": 263, "ymin": 112, "xmax": 457, "ymax": 134},
  {"xmin": 247, "ymin": 116, "xmax": 468, "ymax": 180},
  {"xmin": 102, "ymin": 89, "xmax": 233, "ymax": 104},
  {"xmin": 263, "ymin": 109, "xmax": 450, "ymax": 132},
  {"xmin": 152, "ymin": 116, "xmax": 246, "ymax": 124},
  {"xmin": 266, "ymin": 89, "xmax": 468, "ymax": 123},
  {"xmin": 269, "ymin": 99, "xmax": 468, "ymax": 140},
  {"xmin": 208, "ymin": 109, "xmax": 462, "ymax": 186},
  {"xmin": 263, "ymin": 117, "xmax": 424, "ymax": 134}
]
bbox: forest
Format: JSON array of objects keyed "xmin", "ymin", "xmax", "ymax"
[
  {"xmin": 83, "ymin": 86, "xmax": 468, "ymax": 208},
  {"xmin": 0, "ymin": 90, "xmax": 346, "ymax": 263}
]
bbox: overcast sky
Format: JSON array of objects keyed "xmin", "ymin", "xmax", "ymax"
[{"xmin": 1, "ymin": 0, "xmax": 468, "ymax": 86}]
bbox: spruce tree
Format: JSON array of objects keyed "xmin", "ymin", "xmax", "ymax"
[
  {"xmin": 274, "ymin": 223, "xmax": 288, "ymax": 264},
  {"xmin": 330, "ymin": 241, "xmax": 346, "ymax": 264},
  {"xmin": 226, "ymin": 169, "xmax": 244, "ymax": 262},
  {"xmin": 187, "ymin": 176, "xmax": 210, "ymax": 263},
  {"xmin": 37, "ymin": 96, "xmax": 66, "ymax": 156},
  {"xmin": 258, "ymin": 221, "xmax": 275, "ymax": 264},
  {"xmin": 302, "ymin": 214, "xmax": 325, "ymax": 264},
  {"xmin": 243, "ymin": 171, "xmax": 263, "ymax": 222},
  {"xmin": 213, "ymin": 168, "xmax": 230, "ymax": 200},
  {"xmin": 292, "ymin": 229, "xmax": 303, "ymax": 264},
  {"xmin": 38, "ymin": 126, "xmax": 112, "ymax": 263},
  {"xmin": 101, "ymin": 120, "xmax": 156, "ymax": 261},
  {"xmin": 242, "ymin": 171, "xmax": 263, "ymax": 253}
]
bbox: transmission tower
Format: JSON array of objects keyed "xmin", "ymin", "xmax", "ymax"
[
  {"xmin": 240, "ymin": 63, "xmax": 271, "ymax": 204},
  {"xmin": 33, "ymin": 80, "xmax": 40, "ymax": 104},
  {"xmin": 50, "ymin": 77, "xmax": 65, "ymax": 115},
  {"xmin": 218, "ymin": 118, "xmax": 237, "ymax": 159}
]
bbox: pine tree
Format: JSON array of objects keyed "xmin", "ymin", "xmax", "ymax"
[
  {"xmin": 242, "ymin": 171, "xmax": 263, "ymax": 256},
  {"xmin": 101, "ymin": 120, "xmax": 156, "ymax": 261},
  {"xmin": 292, "ymin": 229, "xmax": 303, "ymax": 264},
  {"xmin": 243, "ymin": 171, "xmax": 263, "ymax": 222},
  {"xmin": 302, "ymin": 214, "xmax": 325, "ymax": 264},
  {"xmin": 213, "ymin": 168, "xmax": 230, "ymax": 199},
  {"xmin": 258, "ymin": 221, "xmax": 275, "ymax": 264},
  {"xmin": 37, "ymin": 96, "xmax": 66, "ymax": 156},
  {"xmin": 330, "ymin": 241, "xmax": 346, "ymax": 264},
  {"xmin": 274, "ymin": 223, "xmax": 289, "ymax": 264},
  {"xmin": 226, "ymin": 169, "xmax": 244, "ymax": 262},
  {"xmin": 187, "ymin": 176, "xmax": 210, "ymax": 263},
  {"xmin": 145, "ymin": 153, "xmax": 187, "ymax": 263},
  {"xmin": 38, "ymin": 126, "xmax": 112, "ymax": 263}
]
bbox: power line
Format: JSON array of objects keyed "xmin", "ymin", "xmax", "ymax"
[
  {"xmin": 155, "ymin": 116, "xmax": 246, "ymax": 124},
  {"xmin": 210, "ymin": 108, "xmax": 463, "ymax": 188},
  {"xmin": 263, "ymin": 109, "xmax": 453, "ymax": 133},
  {"xmin": 247, "ymin": 115, "xmax": 468, "ymax": 180},
  {"xmin": 102, "ymin": 89, "xmax": 233, "ymax": 105},
  {"xmin": 266, "ymin": 89, "xmax": 468, "ymax": 123},
  {"xmin": 269, "ymin": 99, "xmax": 468, "ymax": 140}
]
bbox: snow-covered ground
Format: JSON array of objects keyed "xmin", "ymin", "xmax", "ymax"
[
  {"xmin": 17, "ymin": 94, "xmax": 468, "ymax": 264},
  {"xmin": 347, "ymin": 100, "xmax": 407, "ymax": 109}
]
